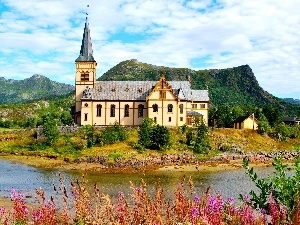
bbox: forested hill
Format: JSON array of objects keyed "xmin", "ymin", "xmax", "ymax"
[
  {"xmin": 98, "ymin": 59, "xmax": 299, "ymax": 115},
  {"xmin": 0, "ymin": 74, "xmax": 74, "ymax": 104}
]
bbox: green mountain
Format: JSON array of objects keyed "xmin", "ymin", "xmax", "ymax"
[
  {"xmin": 0, "ymin": 74, "xmax": 74, "ymax": 104},
  {"xmin": 0, "ymin": 91, "xmax": 74, "ymax": 127},
  {"xmin": 98, "ymin": 59, "xmax": 299, "ymax": 116}
]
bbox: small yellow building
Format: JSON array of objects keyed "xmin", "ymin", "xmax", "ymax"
[
  {"xmin": 233, "ymin": 115, "xmax": 258, "ymax": 130},
  {"xmin": 73, "ymin": 18, "xmax": 209, "ymax": 127}
]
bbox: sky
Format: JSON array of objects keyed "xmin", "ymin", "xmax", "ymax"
[{"xmin": 0, "ymin": 0, "xmax": 299, "ymax": 99}]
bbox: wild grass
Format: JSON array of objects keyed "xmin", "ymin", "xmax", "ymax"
[
  {"xmin": 1, "ymin": 174, "xmax": 299, "ymax": 224},
  {"xmin": 0, "ymin": 127, "xmax": 299, "ymax": 166}
]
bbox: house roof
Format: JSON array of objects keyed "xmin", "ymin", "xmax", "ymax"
[
  {"xmin": 81, "ymin": 80, "xmax": 209, "ymax": 102},
  {"xmin": 187, "ymin": 111, "xmax": 203, "ymax": 117},
  {"xmin": 233, "ymin": 115, "xmax": 257, "ymax": 123},
  {"xmin": 233, "ymin": 116, "xmax": 249, "ymax": 123},
  {"xmin": 283, "ymin": 117, "xmax": 299, "ymax": 122}
]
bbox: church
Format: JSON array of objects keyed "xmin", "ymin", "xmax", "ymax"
[{"xmin": 73, "ymin": 18, "xmax": 209, "ymax": 127}]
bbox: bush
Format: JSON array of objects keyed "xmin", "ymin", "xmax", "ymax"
[
  {"xmin": 242, "ymin": 157, "xmax": 300, "ymax": 218},
  {"xmin": 150, "ymin": 124, "xmax": 170, "ymax": 150},
  {"xmin": 186, "ymin": 119, "xmax": 210, "ymax": 154},
  {"xmin": 138, "ymin": 118, "xmax": 154, "ymax": 149},
  {"xmin": 257, "ymin": 119, "xmax": 271, "ymax": 135},
  {"xmin": 80, "ymin": 125, "xmax": 95, "ymax": 148},
  {"xmin": 98, "ymin": 122, "xmax": 128, "ymax": 145},
  {"xmin": 42, "ymin": 121, "xmax": 59, "ymax": 146}
]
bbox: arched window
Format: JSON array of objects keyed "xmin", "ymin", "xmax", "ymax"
[
  {"xmin": 179, "ymin": 104, "xmax": 183, "ymax": 114},
  {"xmin": 152, "ymin": 104, "xmax": 158, "ymax": 112},
  {"xmin": 110, "ymin": 104, "xmax": 115, "ymax": 117},
  {"xmin": 97, "ymin": 104, "xmax": 102, "ymax": 117},
  {"xmin": 81, "ymin": 72, "xmax": 89, "ymax": 81},
  {"xmin": 168, "ymin": 104, "xmax": 173, "ymax": 113},
  {"xmin": 124, "ymin": 104, "xmax": 129, "ymax": 117},
  {"xmin": 138, "ymin": 104, "xmax": 144, "ymax": 118}
]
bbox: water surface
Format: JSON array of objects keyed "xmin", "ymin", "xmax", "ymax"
[{"xmin": 0, "ymin": 159, "xmax": 276, "ymax": 203}]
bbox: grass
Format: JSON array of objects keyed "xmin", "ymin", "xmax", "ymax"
[{"xmin": 0, "ymin": 127, "xmax": 300, "ymax": 167}]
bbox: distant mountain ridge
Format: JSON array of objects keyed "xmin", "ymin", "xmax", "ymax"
[
  {"xmin": 283, "ymin": 98, "xmax": 300, "ymax": 105},
  {"xmin": 98, "ymin": 59, "xmax": 299, "ymax": 115},
  {"xmin": 1, "ymin": 61, "xmax": 299, "ymax": 116},
  {"xmin": 0, "ymin": 74, "xmax": 74, "ymax": 104}
]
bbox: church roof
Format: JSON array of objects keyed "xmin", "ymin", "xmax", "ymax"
[
  {"xmin": 75, "ymin": 17, "xmax": 95, "ymax": 62},
  {"xmin": 81, "ymin": 80, "xmax": 209, "ymax": 102}
]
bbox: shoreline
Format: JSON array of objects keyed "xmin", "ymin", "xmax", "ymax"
[{"xmin": 0, "ymin": 153, "xmax": 277, "ymax": 174}]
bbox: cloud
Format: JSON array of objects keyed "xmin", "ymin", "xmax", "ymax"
[{"xmin": 0, "ymin": 0, "xmax": 299, "ymax": 99}]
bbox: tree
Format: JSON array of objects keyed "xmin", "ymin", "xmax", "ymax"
[
  {"xmin": 80, "ymin": 125, "xmax": 95, "ymax": 148},
  {"xmin": 262, "ymin": 106, "xmax": 283, "ymax": 127},
  {"xmin": 186, "ymin": 118, "xmax": 211, "ymax": 153},
  {"xmin": 60, "ymin": 111, "xmax": 73, "ymax": 125},
  {"xmin": 42, "ymin": 119, "xmax": 59, "ymax": 145},
  {"xmin": 138, "ymin": 118, "xmax": 154, "ymax": 149},
  {"xmin": 150, "ymin": 124, "xmax": 170, "ymax": 150},
  {"xmin": 257, "ymin": 114, "xmax": 271, "ymax": 135},
  {"xmin": 194, "ymin": 120, "xmax": 210, "ymax": 153}
]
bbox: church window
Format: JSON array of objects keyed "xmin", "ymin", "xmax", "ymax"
[
  {"xmin": 192, "ymin": 104, "xmax": 197, "ymax": 109},
  {"xmin": 97, "ymin": 104, "xmax": 102, "ymax": 117},
  {"xmin": 84, "ymin": 113, "xmax": 88, "ymax": 121},
  {"xmin": 81, "ymin": 73, "xmax": 89, "ymax": 81},
  {"xmin": 152, "ymin": 104, "xmax": 158, "ymax": 112},
  {"xmin": 84, "ymin": 103, "xmax": 88, "ymax": 107},
  {"xmin": 200, "ymin": 104, "xmax": 205, "ymax": 109},
  {"xmin": 168, "ymin": 104, "xmax": 173, "ymax": 113},
  {"xmin": 110, "ymin": 104, "xmax": 115, "ymax": 117},
  {"xmin": 154, "ymin": 117, "xmax": 157, "ymax": 123},
  {"xmin": 160, "ymin": 91, "xmax": 166, "ymax": 99},
  {"xmin": 180, "ymin": 117, "xmax": 183, "ymax": 122},
  {"xmin": 138, "ymin": 104, "xmax": 144, "ymax": 118},
  {"xmin": 169, "ymin": 117, "xmax": 171, "ymax": 122},
  {"xmin": 179, "ymin": 104, "xmax": 183, "ymax": 114},
  {"xmin": 124, "ymin": 104, "xmax": 129, "ymax": 117}
]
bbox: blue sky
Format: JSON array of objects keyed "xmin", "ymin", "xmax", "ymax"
[{"xmin": 0, "ymin": 0, "xmax": 299, "ymax": 99}]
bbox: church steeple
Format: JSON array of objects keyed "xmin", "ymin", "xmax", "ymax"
[{"xmin": 75, "ymin": 17, "xmax": 95, "ymax": 62}]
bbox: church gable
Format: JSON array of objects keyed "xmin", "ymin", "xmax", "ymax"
[{"xmin": 146, "ymin": 76, "xmax": 179, "ymax": 101}]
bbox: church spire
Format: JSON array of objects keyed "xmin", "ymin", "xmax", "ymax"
[{"xmin": 75, "ymin": 16, "xmax": 95, "ymax": 62}]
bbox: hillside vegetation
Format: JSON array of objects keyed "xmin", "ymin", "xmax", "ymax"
[
  {"xmin": 0, "ymin": 74, "xmax": 74, "ymax": 104},
  {"xmin": 98, "ymin": 59, "xmax": 300, "ymax": 116},
  {"xmin": 0, "ymin": 92, "xmax": 74, "ymax": 128}
]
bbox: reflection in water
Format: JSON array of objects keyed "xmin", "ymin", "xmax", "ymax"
[{"xmin": 0, "ymin": 159, "xmax": 275, "ymax": 203}]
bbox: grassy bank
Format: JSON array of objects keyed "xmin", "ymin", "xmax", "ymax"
[{"xmin": 0, "ymin": 127, "xmax": 299, "ymax": 172}]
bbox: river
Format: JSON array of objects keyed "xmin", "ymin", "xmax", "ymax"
[{"xmin": 0, "ymin": 159, "xmax": 276, "ymax": 204}]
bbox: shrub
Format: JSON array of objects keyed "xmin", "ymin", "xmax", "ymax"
[
  {"xmin": 150, "ymin": 124, "xmax": 170, "ymax": 150},
  {"xmin": 79, "ymin": 125, "xmax": 95, "ymax": 148},
  {"xmin": 242, "ymin": 157, "xmax": 300, "ymax": 219},
  {"xmin": 186, "ymin": 119, "xmax": 210, "ymax": 154},
  {"xmin": 138, "ymin": 118, "xmax": 154, "ymax": 149},
  {"xmin": 42, "ymin": 121, "xmax": 59, "ymax": 146},
  {"xmin": 99, "ymin": 122, "xmax": 128, "ymax": 145},
  {"xmin": 257, "ymin": 118, "xmax": 271, "ymax": 135}
]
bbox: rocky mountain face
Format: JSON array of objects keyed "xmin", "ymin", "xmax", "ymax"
[
  {"xmin": 0, "ymin": 74, "xmax": 74, "ymax": 104},
  {"xmin": 98, "ymin": 59, "xmax": 298, "ymax": 115}
]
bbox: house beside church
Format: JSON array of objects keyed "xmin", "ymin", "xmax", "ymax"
[
  {"xmin": 73, "ymin": 18, "xmax": 209, "ymax": 127},
  {"xmin": 233, "ymin": 115, "xmax": 258, "ymax": 130}
]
